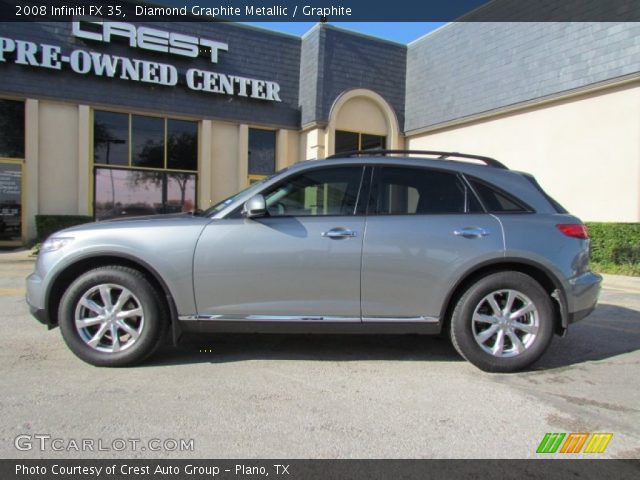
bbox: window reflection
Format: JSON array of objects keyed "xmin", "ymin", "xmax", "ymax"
[
  {"xmin": 168, "ymin": 120, "xmax": 198, "ymax": 171},
  {"xmin": 132, "ymin": 115, "xmax": 164, "ymax": 169},
  {"xmin": 248, "ymin": 129, "xmax": 276, "ymax": 176},
  {"xmin": 95, "ymin": 168, "xmax": 196, "ymax": 220},
  {"xmin": 94, "ymin": 111, "xmax": 128, "ymax": 166}
]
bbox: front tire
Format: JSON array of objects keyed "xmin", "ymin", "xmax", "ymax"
[
  {"xmin": 58, "ymin": 266, "xmax": 166, "ymax": 367},
  {"xmin": 450, "ymin": 271, "xmax": 554, "ymax": 373}
]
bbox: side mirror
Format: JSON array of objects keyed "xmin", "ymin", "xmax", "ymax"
[{"xmin": 242, "ymin": 194, "xmax": 267, "ymax": 219}]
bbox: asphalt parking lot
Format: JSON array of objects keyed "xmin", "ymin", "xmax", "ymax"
[{"xmin": 0, "ymin": 250, "xmax": 638, "ymax": 459}]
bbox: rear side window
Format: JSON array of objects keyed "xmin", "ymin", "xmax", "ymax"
[
  {"xmin": 468, "ymin": 178, "xmax": 529, "ymax": 213},
  {"xmin": 522, "ymin": 174, "xmax": 568, "ymax": 213},
  {"xmin": 371, "ymin": 167, "xmax": 482, "ymax": 215}
]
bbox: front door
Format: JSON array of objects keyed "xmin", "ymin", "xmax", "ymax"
[{"xmin": 193, "ymin": 166, "xmax": 366, "ymax": 320}]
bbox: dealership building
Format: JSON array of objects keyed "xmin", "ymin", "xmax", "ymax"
[{"xmin": 0, "ymin": 19, "xmax": 638, "ymax": 245}]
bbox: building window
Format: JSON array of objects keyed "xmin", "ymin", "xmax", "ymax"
[
  {"xmin": 248, "ymin": 128, "xmax": 276, "ymax": 183},
  {"xmin": 0, "ymin": 99, "xmax": 25, "ymax": 244},
  {"xmin": 335, "ymin": 130, "xmax": 386, "ymax": 154},
  {"xmin": 93, "ymin": 110, "xmax": 198, "ymax": 220},
  {"xmin": 0, "ymin": 99, "xmax": 25, "ymax": 159}
]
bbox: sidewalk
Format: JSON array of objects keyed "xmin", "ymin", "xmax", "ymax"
[{"xmin": 0, "ymin": 248, "xmax": 36, "ymax": 263}]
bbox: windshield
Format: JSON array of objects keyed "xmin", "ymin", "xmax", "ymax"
[{"xmin": 201, "ymin": 177, "xmax": 269, "ymax": 217}]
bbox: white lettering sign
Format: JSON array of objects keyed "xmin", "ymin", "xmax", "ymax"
[
  {"xmin": 0, "ymin": 23, "xmax": 282, "ymax": 102},
  {"xmin": 72, "ymin": 21, "xmax": 229, "ymax": 63}
]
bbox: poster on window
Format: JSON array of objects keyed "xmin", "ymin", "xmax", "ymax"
[{"xmin": 0, "ymin": 163, "xmax": 22, "ymax": 241}]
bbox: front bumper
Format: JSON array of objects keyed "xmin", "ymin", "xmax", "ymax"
[
  {"xmin": 29, "ymin": 304, "xmax": 52, "ymax": 326},
  {"xmin": 26, "ymin": 271, "xmax": 53, "ymax": 327}
]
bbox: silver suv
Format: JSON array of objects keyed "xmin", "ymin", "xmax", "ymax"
[{"xmin": 26, "ymin": 150, "xmax": 601, "ymax": 372}]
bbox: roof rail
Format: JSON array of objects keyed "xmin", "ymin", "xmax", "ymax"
[{"xmin": 326, "ymin": 149, "xmax": 508, "ymax": 169}]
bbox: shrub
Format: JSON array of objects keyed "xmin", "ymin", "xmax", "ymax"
[
  {"xmin": 586, "ymin": 222, "xmax": 640, "ymax": 276},
  {"xmin": 35, "ymin": 215, "xmax": 93, "ymax": 242},
  {"xmin": 586, "ymin": 223, "xmax": 640, "ymax": 264}
]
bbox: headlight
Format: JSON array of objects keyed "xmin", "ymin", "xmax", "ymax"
[{"xmin": 40, "ymin": 236, "xmax": 74, "ymax": 253}]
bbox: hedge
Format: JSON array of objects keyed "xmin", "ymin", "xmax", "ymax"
[
  {"xmin": 35, "ymin": 215, "xmax": 93, "ymax": 242},
  {"xmin": 586, "ymin": 222, "xmax": 640, "ymax": 265}
]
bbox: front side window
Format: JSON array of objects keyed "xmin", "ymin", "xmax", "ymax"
[
  {"xmin": 371, "ymin": 167, "xmax": 481, "ymax": 215},
  {"xmin": 263, "ymin": 167, "xmax": 363, "ymax": 217},
  {"xmin": 93, "ymin": 110, "xmax": 198, "ymax": 220}
]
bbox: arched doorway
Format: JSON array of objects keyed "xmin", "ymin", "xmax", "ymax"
[{"xmin": 326, "ymin": 89, "xmax": 401, "ymax": 156}]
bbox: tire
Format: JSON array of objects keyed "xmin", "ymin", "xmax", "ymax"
[
  {"xmin": 58, "ymin": 266, "xmax": 166, "ymax": 367},
  {"xmin": 450, "ymin": 271, "xmax": 554, "ymax": 373}
]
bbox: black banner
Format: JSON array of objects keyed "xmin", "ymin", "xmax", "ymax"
[
  {"xmin": 1, "ymin": 0, "xmax": 640, "ymax": 22},
  {"xmin": 2, "ymin": 459, "xmax": 640, "ymax": 480}
]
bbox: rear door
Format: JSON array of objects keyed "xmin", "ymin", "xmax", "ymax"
[{"xmin": 361, "ymin": 166, "xmax": 504, "ymax": 321}]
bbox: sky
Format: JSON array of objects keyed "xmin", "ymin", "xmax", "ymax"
[{"xmin": 242, "ymin": 22, "xmax": 446, "ymax": 44}]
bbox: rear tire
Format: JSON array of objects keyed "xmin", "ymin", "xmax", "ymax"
[
  {"xmin": 58, "ymin": 266, "xmax": 166, "ymax": 367},
  {"xmin": 450, "ymin": 271, "xmax": 554, "ymax": 373}
]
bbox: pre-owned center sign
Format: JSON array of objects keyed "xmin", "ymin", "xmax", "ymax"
[{"xmin": 0, "ymin": 21, "xmax": 282, "ymax": 102}]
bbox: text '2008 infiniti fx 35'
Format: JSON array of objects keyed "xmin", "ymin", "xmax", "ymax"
[{"xmin": 26, "ymin": 150, "xmax": 601, "ymax": 372}]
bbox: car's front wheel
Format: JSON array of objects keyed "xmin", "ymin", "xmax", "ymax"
[
  {"xmin": 450, "ymin": 271, "xmax": 554, "ymax": 372},
  {"xmin": 58, "ymin": 266, "xmax": 166, "ymax": 367}
]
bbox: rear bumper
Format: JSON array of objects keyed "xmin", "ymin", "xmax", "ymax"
[{"xmin": 566, "ymin": 271, "xmax": 602, "ymax": 324}]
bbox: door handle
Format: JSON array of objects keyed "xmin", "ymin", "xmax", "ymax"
[
  {"xmin": 453, "ymin": 227, "xmax": 490, "ymax": 239},
  {"xmin": 321, "ymin": 228, "xmax": 358, "ymax": 239}
]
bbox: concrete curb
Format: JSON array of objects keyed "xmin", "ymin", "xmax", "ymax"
[
  {"xmin": 0, "ymin": 248, "xmax": 36, "ymax": 263},
  {"xmin": 601, "ymin": 273, "xmax": 640, "ymax": 293}
]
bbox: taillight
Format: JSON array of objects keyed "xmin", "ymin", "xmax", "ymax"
[{"xmin": 556, "ymin": 224, "xmax": 589, "ymax": 239}]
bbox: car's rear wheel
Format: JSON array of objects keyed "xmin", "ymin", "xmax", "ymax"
[
  {"xmin": 450, "ymin": 271, "xmax": 554, "ymax": 372},
  {"xmin": 58, "ymin": 266, "xmax": 166, "ymax": 367}
]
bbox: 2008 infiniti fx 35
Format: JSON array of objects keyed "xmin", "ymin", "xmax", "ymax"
[{"xmin": 26, "ymin": 150, "xmax": 601, "ymax": 372}]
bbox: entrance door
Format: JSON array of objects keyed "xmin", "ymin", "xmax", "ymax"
[{"xmin": 0, "ymin": 162, "xmax": 24, "ymax": 245}]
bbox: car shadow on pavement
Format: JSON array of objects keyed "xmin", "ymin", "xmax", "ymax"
[
  {"xmin": 143, "ymin": 303, "xmax": 640, "ymax": 370},
  {"xmin": 146, "ymin": 333, "xmax": 464, "ymax": 366},
  {"xmin": 531, "ymin": 303, "xmax": 640, "ymax": 371}
]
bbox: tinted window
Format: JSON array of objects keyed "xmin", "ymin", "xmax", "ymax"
[
  {"xmin": 264, "ymin": 167, "xmax": 363, "ymax": 217},
  {"xmin": 468, "ymin": 179, "xmax": 528, "ymax": 213},
  {"xmin": 372, "ymin": 167, "xmax": 479, "ymax": 215},
  {"xmin": 335, "ymin": 131, "xmax": 386, "ymax": 154},
  {"xmin": 94, "ymin": 111, "xmax": 129, "ymax": 166},
  {"xmin": 248, "ymin": 129, "xmax": 276, "ymax": 175},
  {"xmin": 132, "ymin": 115, "xmax": 164, "ymax": 169},
  {"xmin": 0, "ymin": 100, "xmax": 24, "ymax": 158},
  {"xmin": 361, "ymin": 134, "xmax": 385, "ymax": 151},
  {"xmin": 167, "ymin": 120, "xmax": 198, "ymax": 171},
  {"xmin": 335, "ymin": 131, "xmax": 359, "ymax": 154}
]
